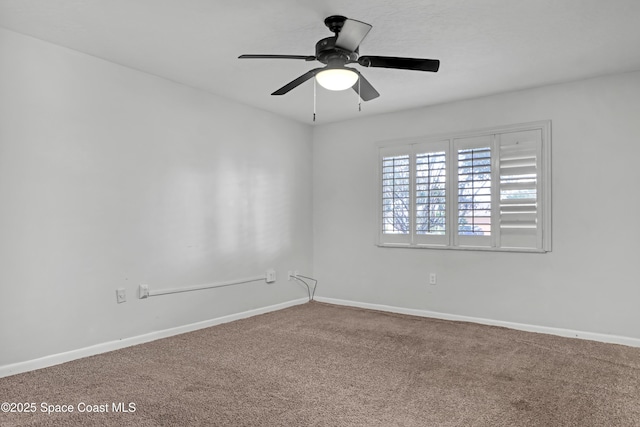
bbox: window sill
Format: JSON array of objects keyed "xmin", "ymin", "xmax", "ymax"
[{"xmin": 375, "ymin": 243, "xmax": 548, "ymax": 253}]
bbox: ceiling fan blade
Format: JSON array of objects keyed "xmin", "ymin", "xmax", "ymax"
[
  {"xmin": 239, "ymin": 54, "xmax": 316, "ymax": 61},
  {"xmin": 358, "ymin": 56, "xmax": 440, "ymax": 72},
  {"xmin": 335, "ymin": 18, "xmax": 372, "ymax": 52},
  {"xmin": 352, "ymin": 72, "xmax": 380, "ymax": 101},
  {"xmin": 272, "ymin": 68, "xmax": 323, "ymax": 96}
]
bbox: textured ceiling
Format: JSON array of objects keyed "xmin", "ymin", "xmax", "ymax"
[{"xmin": 1, "ymin": 0, "xmax": 640, "ymax": 124}]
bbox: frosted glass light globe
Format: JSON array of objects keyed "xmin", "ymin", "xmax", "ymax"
[{"xmin": 315, "ymin": 68, "xmax": 359, "ymax": 91}]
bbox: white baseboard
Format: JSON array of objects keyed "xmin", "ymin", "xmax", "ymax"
[
  {"xmin": 314, "ymin": 297, "xmax": 640, "ymax": 348},
  {"xmin": 0, "ymin": 298, "xmax": 308, "ymax": 379}
]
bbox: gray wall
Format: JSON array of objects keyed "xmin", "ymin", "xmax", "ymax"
[
  {"xmin": 312, "ymin": 71, "xmax": 640, "ymax": 340},
  {"xmin": 0, "ymin": 28, "xmax": 313, "ymax": 367}
]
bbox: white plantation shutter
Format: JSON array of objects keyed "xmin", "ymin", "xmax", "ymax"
[
  {"xmin": 414, "ymin": 141, "xmax": 449, "ymax": 246},
  {"xmin": 415, "ymin": 152, "xmax": 447, "ymax": 234},
  {"xmin": 454, "ymin": 135, "xmax": 493, "ymax": 248},
  {"xmin": 377, "ymin": 121, "xmax": 550, "ymax": 252},
  {"xmin": 498, "ymin": 130, "xmax": 543, "ymax": 250},
  {"xmin": 380, "ymin": 146, "xmax": 411, "ymax": 245},
  {"xmin": 457, "ymin": 147, "xmax": 492, "ymax": 233}
]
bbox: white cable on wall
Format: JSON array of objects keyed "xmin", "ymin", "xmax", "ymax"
[
  {"xmin": 139, "ymin": 270, "xmax": 276, "ymax": 298},
  {"xmin": 292, "ymin": 274, "xmax": 318, "ymax": 302}
]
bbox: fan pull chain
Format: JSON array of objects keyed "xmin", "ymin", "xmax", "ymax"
[
  {"xmin": 358, "ymin": 76, "xmax": 362, "ymax": 112},
  {"xmin": 313, "ymin": 77, "xmax": 317, "ymax": 122}
]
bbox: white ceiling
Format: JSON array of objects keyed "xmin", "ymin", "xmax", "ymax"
[{"xmin": 1, "ymin": 0, "xmax": 640, "ymax": 124}]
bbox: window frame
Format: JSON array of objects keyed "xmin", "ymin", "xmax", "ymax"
[{"xmin": 376, "ymin": 121, "xmax": 551, "ymax": 253}]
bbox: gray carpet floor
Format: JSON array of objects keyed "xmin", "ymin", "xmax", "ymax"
[{"xmin": 1, "ymin": 301, "xmax": 639, "ymax": 426}]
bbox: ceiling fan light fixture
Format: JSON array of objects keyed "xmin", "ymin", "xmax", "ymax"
[{"xmin": 315, "ymin": 68, "xmax": 359, "ymax": 91}]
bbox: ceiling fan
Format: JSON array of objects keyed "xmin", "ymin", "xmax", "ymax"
[{"xmin": 238, "ymin": 15, "xmax": 440, "ymax": 102}]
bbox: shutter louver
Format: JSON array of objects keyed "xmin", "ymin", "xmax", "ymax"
[
  {"xmin": 457, "ymin": 147, "xmax": 491, "ymax": 236},
  {"xmin": 498, "ymin": 130, "xmax": 542, "ymax": 249},
  {"xmin": 415, "ymin": 152, "xmax": 446, "ymax": 235},
  {"xmin": 382, "ymin": 155, "xmax": 411, "ymax": 235}
]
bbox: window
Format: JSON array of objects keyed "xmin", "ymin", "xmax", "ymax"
[{"xmin": 377, "ymin": 121, "xmax": 551, "ymax": 252}]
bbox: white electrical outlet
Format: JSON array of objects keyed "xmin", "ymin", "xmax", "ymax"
[
  {"xmin": 116, "ymin": 288, "xmax": 126, "ymax": 303},
  {"xmin": 429, "ymin": 273, "xmax": 437, "ymax": 285},
  {"xmin": 139, "ymin": 284, "xmax": 149, "ymax": 299},
  {"xmin": 266, "ymin": 269, "xmax": 276, "ymax": 283}
]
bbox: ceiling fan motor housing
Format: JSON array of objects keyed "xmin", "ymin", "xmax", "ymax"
[{"xmin": 315, "ymin": 37, "xmax": 358, "ymax": 65}]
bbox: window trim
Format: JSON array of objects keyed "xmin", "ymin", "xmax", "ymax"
[{"xmin": 376, "ymin": 121, "xmax": 551, "ymax": 253}]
